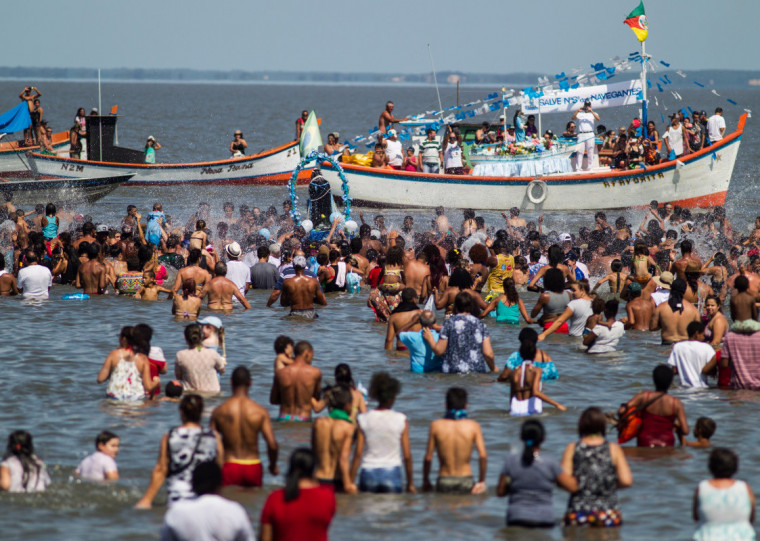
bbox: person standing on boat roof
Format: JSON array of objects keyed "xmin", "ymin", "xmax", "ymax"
[
  {"xmin": 144, "ymin": 136, "xmax": 161, "ymax": 164},
  {"xmin": 18, "ymin": 86, "xmax": 41, "ymax": 145},
  {"xmin": 229, "ymin": 130, "xmax": 247, "ymax": 157},
  {"xmin": 378, "ymin": 101, "xmax": 409, "ymax": 138},
  {"xmin": 572, "ymin": 101, "xmax": 600, "ymax": 171}
]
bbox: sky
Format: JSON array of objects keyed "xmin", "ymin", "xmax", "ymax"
[{"xmin": 3, "ymin": 0, "xmax": 759, "ymax": 75}]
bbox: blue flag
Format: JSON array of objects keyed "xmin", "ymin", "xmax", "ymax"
[{"xmin": 0, "ymin": 102, "xmax": 32, "ymax": 134}]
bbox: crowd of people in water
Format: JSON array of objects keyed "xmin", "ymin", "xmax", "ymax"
[{"xmin": 2, "ymin": 186, "xmax": 759, "ymax": 538}]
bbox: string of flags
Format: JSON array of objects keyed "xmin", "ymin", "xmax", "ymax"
[{"xmin": 342, "ymin": 53, "xmax": 750, "ymax": 150}]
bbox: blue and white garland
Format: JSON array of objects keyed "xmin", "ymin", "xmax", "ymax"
[{"xmin": 288, "ymin": 150, "xmax": 352, "ymax": 226}]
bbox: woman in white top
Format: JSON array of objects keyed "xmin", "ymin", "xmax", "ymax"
[
  {"xmin": 351, "ymin": 372, "xmax": 415, "ymax": 494},
  {"xmin": 693, "ymin": 447, "xmax": 755, "ymax": 540},
  {"xmin": 97, "ymin": 326, "xmax": 159, "ymax": 400},
  {"xmin": 663, "ymin": 115, "xmax": 691, "ymax": 159},
  {"xmin": 0, "ymin": 430, "xmax": 50, "ymax": 493}
]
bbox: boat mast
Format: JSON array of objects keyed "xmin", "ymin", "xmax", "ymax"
[
  {"xmin": 98, "ymin": 68, "xmax": 103, "ymax": 162},
  {"xmin": 640, "ymin": 41, "xmax": 647, "ymax": 128},
  {"xmin": 427, "ymin": 44, "xmax": 445, "ymax": 127}
]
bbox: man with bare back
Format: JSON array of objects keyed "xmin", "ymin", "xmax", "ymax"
[
  {"xmin": 76, "ymin": 242, "xmax": 106, "ymax": 294},
  {"xmin": 211, "ymin": 366, "xmax": 279, "ymax": 487},
  {"xmin": 281, "ymin": 255, "xmax": 326, "ymax": 319},
  {"xmin": 622, "ymin": 282, "xmax": 654, "ymax": 330},
  {"xmin": 173, "ymin": 248, "xmax": 212, "ymax": 295},
  {"xmin": 270, "ymin": 341, "xmax": 322, "ymax": 422},
  {"xmin": 423, "ymin": 388, "xmax": 487, "ymax": 495},
  {"xmin": 404, "ymin": 251, "xmax": 430, "ymax": 299},
  {"xmin": 200, "ymin": 262, "xmax": 251, "ymax": 311}
]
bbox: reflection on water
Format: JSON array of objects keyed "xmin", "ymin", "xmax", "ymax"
[{"xmin": 0, "ymin": 81, "xmax": 758, "ymax": 539}]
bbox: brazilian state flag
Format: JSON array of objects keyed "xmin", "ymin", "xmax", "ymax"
[{"xmin": 624, "ymin": 1, "xmax": 648, "ymax": 42}]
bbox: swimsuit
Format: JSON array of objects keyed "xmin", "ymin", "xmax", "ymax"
[
  {"xmin": 544, "ymin": 321, "xmax": 569, "ymax": 334},
  {"xmin": 222, "ymin": 459, "xmax": 262, "ymax": 487},
  {"xmin": 276, "ymin": 414, "xmax": 312, "ymax": 422},
  {"xmin": 495, "ymin": 300, "xmax": 520, "ymax": 325},
  {"xmin": 636, "ymin": 393, "xmax": 676, "ymax": 447},
  {"xmin": 436, "ymin": 476, "xmax": 475, "ymax": 494},
  {"xmin": 510, "ymin": 362, "xmax": 543, "ymax": 416},
  {"xmin": 289, "ymin": 308, "xmax": 318, "ymax": 319}
]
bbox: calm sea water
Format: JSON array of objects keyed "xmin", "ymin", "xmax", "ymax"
[{"xmin": 0, "ymin": 80, "xmax": 758, "ymax": 540}]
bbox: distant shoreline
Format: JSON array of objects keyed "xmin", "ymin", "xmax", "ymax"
[{"xmin": 0, "ymin": 67, "xmax": 757, "ymax": 89}]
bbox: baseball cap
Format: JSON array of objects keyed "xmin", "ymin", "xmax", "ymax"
[
  {"xmin": 565, "ymin": 251, "xmax": 578, "ymax": 261},
  {"xmin": 225, "ymin": 241, "xmax": 241, "ymax": 258},
  {"xmin": 387, "ymin": 129, "xmax": 397, "ymax": 137},
  {"xmin": 293, "ymin": 255, "xmax": 307, "ymax": 268},
  {"xmin": 96, "ymin": 224, "xmax": 108, "ymax": 233},
  {"xmin": 558, "ymin": 233, "xmax": 572, "ymax": 242},
  {"xmin": 198, "ymin": 316, "xmax": 223, "ymax": 329}
]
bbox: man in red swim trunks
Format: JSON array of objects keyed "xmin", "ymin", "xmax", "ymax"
[{"xmin": 210, "ymin": 366, "xmax": 279, "ymax": 487}]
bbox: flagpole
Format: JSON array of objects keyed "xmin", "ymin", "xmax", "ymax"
[{"xmin": 640, "ymin": 40, "xmax": 647, "ymax": 128}]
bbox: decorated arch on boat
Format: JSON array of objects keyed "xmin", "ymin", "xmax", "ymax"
[{"xmin": 288, "ymin": 150, "xmax": 353, "ymax": 228}]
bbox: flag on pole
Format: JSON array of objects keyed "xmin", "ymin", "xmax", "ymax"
[
  {"xmin": 299, "ymin": 110, "xmax": 323, "ymax": 157},
  {"xmin": 0, "ymin": 102, "xmax": 32, "ymax": 134},
  {"xmin": 624, "ymin": 1, "xmax": 648, "ymax": 42}
]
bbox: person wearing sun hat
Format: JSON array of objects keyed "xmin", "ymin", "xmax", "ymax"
[
  {"xmin": 224, "ymin": 242, "xmax": 250, "ymax": 297},
  {"xmin": 651, "ymin": 271, "xmax": 673, "ymax": 307},
  {"xmin": 229, "ymin": 130, "xmax": 247, "ymax": 157}
]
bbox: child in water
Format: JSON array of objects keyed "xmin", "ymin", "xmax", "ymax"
[
  {"xmin": 135, "ymin": 270, "xmax": 173, "ymax": 300},
  {"xmin": 0, "ymin": 430, "xmax": 50, "ymax": 492},
  {"xmin": 273, "ymin": 335, "xmax": 295, "ymax": 371},
  {"xmin": 75, "ymin": 431, "xmax": 119, "ymax": 481},
  {"xmin": 681, "ymin": 417, "xmax": 716, "ymax": 448}
]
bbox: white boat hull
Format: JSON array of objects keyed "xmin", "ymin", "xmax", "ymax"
[
  {"xmin": 321, "ymin": 117, "xmax": 744, "ymax": 211},
  {"xmin": 26, "ymin": 140, "xmax": 309, "ymax": 185}
]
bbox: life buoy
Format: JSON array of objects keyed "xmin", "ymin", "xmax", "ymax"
[{"xmin": 526, "ymin": 179, "xmax": 547, "ymax": 204}]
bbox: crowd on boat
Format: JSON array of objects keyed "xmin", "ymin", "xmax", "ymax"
[
  {"xmin": 1, "ymin": 186, "xmax": 760, "ymax": 538},
  {"xmin": 343, "ymin": 99, "xmax": 729, "ymax": 176}
]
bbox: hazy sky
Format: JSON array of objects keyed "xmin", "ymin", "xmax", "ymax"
[{"xmin": 4, "ymin": 0, "xmax": 758, "ymax": 75}]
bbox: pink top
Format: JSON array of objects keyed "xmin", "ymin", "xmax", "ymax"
[{"xmin": 723, "ymin": 331, "xmax": 760, "ymax": 390}]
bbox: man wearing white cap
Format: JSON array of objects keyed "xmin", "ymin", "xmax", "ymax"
[
  {"xmin": 384, "ymin": 130, "xmax": 403, "ymax": 170},
  {"xmin": 224, "ymin": 242, "xmax": 250, "ymax": 298},
  {"xmin": 280, "ymin": 255, "xmax": 326, "ymax": 319}
]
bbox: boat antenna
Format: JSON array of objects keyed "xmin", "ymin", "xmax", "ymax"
[
  {"xmin": 640, "ymin": 40, "xmax": 649, "ymax": 129},
  {"xmin": 427, "ymin": 44, "xmax": 445, "ymax": 125}
]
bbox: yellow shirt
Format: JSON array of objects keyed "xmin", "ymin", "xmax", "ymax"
[{"xmin": 487, "ymin": 254, "xmax": 514, "ymax": 293}]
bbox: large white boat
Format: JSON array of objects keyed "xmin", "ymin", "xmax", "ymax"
[{"xmin": 320, "ymin": 114, "xmax": 744, "ymax": 211}]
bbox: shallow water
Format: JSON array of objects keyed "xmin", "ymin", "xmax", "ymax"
[{"xmin": 0, "ymin": 81, "xmax": 759, "ymax": 539}]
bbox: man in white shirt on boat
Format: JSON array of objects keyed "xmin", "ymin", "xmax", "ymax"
[
  {"xmin": 384, "ymin": 130, "xmax": 404, "ymax": 170},
  {"xmin": 419, "ymin": 128, "xmax": 443, "ymax": 174},
  {"xmin": 572, "ymin": 101, "xmax": 600, "ymax": 171},
  {"xmin": 706, "ymin": 107, "xmax": 726, "ymax": 145}
]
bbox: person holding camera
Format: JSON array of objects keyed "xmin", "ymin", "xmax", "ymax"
[
  {"xmin": 18, "ymin": 85, "xmax": 41, "ymax": 145},
  {"xmin": 572, "ymin": 101, "xmax": 600, "ymax": 171}
]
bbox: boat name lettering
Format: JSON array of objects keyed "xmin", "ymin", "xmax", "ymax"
[
  {"xmin": 61, "ymin": 163, "xmax": 84, "ymax": 173},
  {"xmin": 226, "ymin": 162, "xmax": 253, "ymax": 173},
  {"xmin": 201, "ymin": 167, "xmax": 223, "ymax": 175},
  {"xmin": 538, "ymin": 88, "xmax": 640, "ymax": 108},
  {"xmin": 602, "ymin": 172, "xmax": 664, "ymax": 188}
]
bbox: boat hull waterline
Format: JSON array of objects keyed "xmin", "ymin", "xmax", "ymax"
[
  {"xmin": 26, "ymin": 140, "xmax": 309, "ymax": 185},
  {"xmin": 0, "ymin": 174, "xmax": 133, "ymax": 205},
  {"xmin": 321, "ymin": 115, "xmax": 745, "ymax": 211}
]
